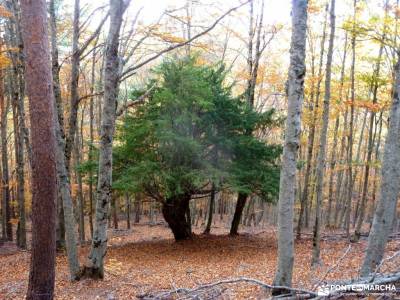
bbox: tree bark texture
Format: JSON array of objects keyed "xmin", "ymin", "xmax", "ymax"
[
  {"xmin": 360, "ymin": 58, "xmax": 400, "ymax": 277},
  {"xmin": 85, "ymin": 0, "xmax": 130, "ymax": 279},
  {"xmin": 20, "ymin": 0, "xmax": 58, "ymax": 298},
  {"xmin": 273, "ymin": 0, "xmax": 308, "ymax": 291}
]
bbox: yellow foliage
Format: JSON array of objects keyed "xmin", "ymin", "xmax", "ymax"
[
  {"xmin": 152, "ymin": 31, "xmax": 187, "ymax": 44},
  {"xmin": 10, "ymin": 218, "xmax": 19, "ymax": 226},
  {"xmin": 0, "ymin": 6, "xmax": 12, "ymax": 18},
  {"xmin": 194, "ymin": 57, "xmax": 207, "ymax": 66},
  {"xmin": 343, "ymin": 99, "xmax": 385, "ymax": 112},
  {"xmin": 0, "ymin": 54, "xmax": 11, "ymax": 69}
]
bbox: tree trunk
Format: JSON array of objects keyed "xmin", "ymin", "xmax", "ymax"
[
  {"xmin": 112, "ymin": 197, "xmax": 118, "ymax": 229},
  {"xmin": 0, "ymin": 70, "xmax": 12, "ymax": 242},
  {"xmin": 65, "ymin": 0, "xmax": 81, "ymax": 171},
  {"xmin": 88, "ymin": 42, "xmax": 98, "ymax": 239},
  {"xmin": 326, "ymin": 33, "xmax": 348, "ymax": 227},
  {"xmin": 368, "ymin": 112, "xmax": 383, "ymax": 227},
  {"xmin": 229, "ymin": 0, "xmax": 265, "ymax": 234},
  {"xmin": 162, "ymin": 194, "xmax": 192, "ymax": 241},
  {"xmin": 353, "ymin": 42, "xmax": 384, "ymax": 242},
  {"xmin": 134, "ymin": 195, "xmax": 141, "ymax": 223},
  {"xmin": 273, "ymin": 0, "xmax": 308, "ymax": 292},
  {"xmin": 13, "ymin": 88, "xmax": 26, "ymax": 248},
  {"xmin": 49, "ymin": 0, "xmax": 81, "ymax": 280},
  {"xmin": 4, "ymin": 2, "xmax": 27, "ymax": 248},
  {"xmin": 84, "ymin": 0, "xmax": 130, "ymax": 279},
  {"xmin": 311, "ymin": 0, "xmax": 335, "ymax": 266},
  {"xmin": 230, "ymin": 193, "xmax": 247, "ymax": 235},
  {"xmin": 74, "ymin": 130, "xmax": 85, "ymax": 243},
  {"xmin": 204, "ymin": 184, "xmax": 216, "ymax": 234},
  {"xmin": 49, "ymin": 0, "xmax": 66, "ymax": 250},
  {"xmin": 345, "ymin": 0, "xmax": 357, "ymax": 237},
  {"xmin": 360, "ymin": 57, "xmax": 400, "ymax": 277},
  {"xmin": 20, "ymin": 0, "xmax": 58, "ymax": 298},
  {"xmin": 297, "ymin": 5, "xmax": 328, "ymax": 239},
  {"xmin": 334, "ymin": 107, "xmax": 349, "ymax": 227},
  {"xmin": 125, "ymin": 193, "xmax": 131, "ymax": 229}
]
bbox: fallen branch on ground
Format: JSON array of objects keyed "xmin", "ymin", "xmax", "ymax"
[
  {"xmin": 371, "ymin": 250, "xmax": 400, "ymax": 281},
  {"xmin": 317, "ymin": 271, "xmax": 400, "ymax": 299},
  {"xmin": 138, "ymin": 271, "xmax": 400, "ymax": 300},
  {"xmin": 137, "ymin": 277, "xmax": 318, "ymax": 299},
  {"xmin": 313, "ymin": 244, "xmax": 352, "ymax": 290}
]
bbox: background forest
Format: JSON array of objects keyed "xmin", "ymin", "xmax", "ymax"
[{"xmin": 0, "ymin": 0, "xmax": 399, "ymax": 299}]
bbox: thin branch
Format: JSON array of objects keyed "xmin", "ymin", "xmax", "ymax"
[
  {"xmin": 78, "ymin": 91, "xmax": 104, "ymax": 103},
  {"xmin": 120, "ymin": 0, "xmax": 250, "ymax": 81},
  {"xmin": 370, "ymin": 250, "xmax": 400, "ymax": 281},
  {"xmin": 138, "ymin": 277, "xmax": 318, "ymax": 300},
  {"xmin": 313, "ymin": 245, "xmax": 352, "ymax": 290},
  {"xmin": 116, "ymin": 84, "xmax": 156, "ymax": 117},
  {"xmin": 77, "ymin": 12, "xmax": 109, "ymax": 57}
]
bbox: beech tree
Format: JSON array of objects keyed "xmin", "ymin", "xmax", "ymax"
[
  {"xmin": 20, "ymin": 0, "xmax": 58, "ymax": 298},
  {"xmin": 360, "ymin": 55, "xmax": 400, "ymax": 277},
  {"xmin": 311, "ymin": 0, "xmax": 335, "ymax": 266},
  {"xmin": 273, "ymin": 0, "xmax": 308, "ymax": 292},
  {"xmin": 83, "ymin": 0, "xmax": 131, "ymax": 279}
]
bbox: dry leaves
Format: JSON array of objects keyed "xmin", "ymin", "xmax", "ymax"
[{"xmin": 0, "ymin": 224, "xmax": 398, "ymax": 299}]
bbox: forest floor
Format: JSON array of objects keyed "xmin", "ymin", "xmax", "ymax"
[{"xmin": 0, "ymin": 221, "xmax": 399, "ymax": 300}]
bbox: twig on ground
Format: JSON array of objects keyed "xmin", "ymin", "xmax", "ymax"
[
  {"xmin": 137, "ymin": 277, "xmax": 318, "ymax": 299},
  {"xmin": 138, "ymin": 271, "xmax": 400, "ymax": 300},
  {"xmin": 370, "ymin": 250, "xmax": 400, "ymax": 281},
  {"xmin": 313, "ymin": 244, "xmax": 352, "ymax": 290}
]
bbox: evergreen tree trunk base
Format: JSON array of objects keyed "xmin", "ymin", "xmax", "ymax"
[
  {"xmin": 162, "ymin": 195, "xmax": 192, "ymax": 241},
  {"xmin": 350, "ymin": 231, "xmax": 361, "ymax": 243},
  {"xmin": 80, "ymin": 265, "xmax": 103, "ymax": 280},
  {"xmin": 230, "ymin": 193, "xmax": 247, "ymax": 236}
]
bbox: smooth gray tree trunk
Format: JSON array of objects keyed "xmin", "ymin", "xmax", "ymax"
[
  {"xmin": 297, "ymin": 5, "xmax": 328, "ymax": 238},
  {"xmin": 49, "ymin": 0, "xmax": 66, "ymax": 250},
  {"xmin": 50, "ymin": 0, "xmax": 81, "ymax": 280},
  {"xmin": 311, "ymin": 0, "xmax": 335, "ymax": 266},
  {"xmin": 353, "ymin": 42, "xmax": 384, "ymax": 241},
  {"xmin": 326, "ymin": 33, "xmax": 347, "ymax": 227},
  {"xmin": 360, "ymin": 57, "xmax": 400, "ymax": 277},
  {"xmin": 84, "ymin": 0, "xmax": 130, "ymax": 279},
  {"xmin": 273, "ymin": 0, "xmax": 308, "ymax": 292},
  {"xmin": 345, "ymin": 0, "xmax": 357, "ymax": 237}
]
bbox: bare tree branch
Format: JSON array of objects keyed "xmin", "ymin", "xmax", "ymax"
[
  {"xmin": 116, "ymin": 84, "xmax": 156, "ymax": 117},
  {"xmin": 120, "ymin": 0, "xmax": 250, "ymax": 81},
  {"xmin": 138, "ymin": 277, "xmax": 318, "ymax": 300},
  {"xmin": 77, "ymin": 12, "xmax": 109, "ymax": 57}
]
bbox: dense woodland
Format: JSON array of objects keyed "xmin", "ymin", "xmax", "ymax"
[{"xmin": 0, "ymin": 0, "xmax": 399, "ymax": 299}]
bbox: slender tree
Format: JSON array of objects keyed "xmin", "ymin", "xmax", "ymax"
[
  {"xmin": 4, "ymin": 0, "xmax": 26, "ymax": 247},
  {"xmin": 273, "ymin": 0, "xmax": 308, "ymax": 292},
  {"xmin": 49, "ymin": 0, "xmax": 81, "ymax": 280},
  {"xmin": 84, "ymin": 0, "xmax": 131, "ymax": 279},
  {"xmin": 0, "ymin": 67, "xmax": 12, "ymax": 242},
  {"xmin": 230, "ymin": 0, "xmax": 272, "ymax": 235},
  {"xmin": 326, "ymin": 33, "xmax": 348, "ymax": 227},
  {"xmin": 297, "ymin": 4, "xmax": 328, "ymax": 238},
  {"xmin": 360, "ymin": 55, "xmax": 400, "ymax": 277},
  {"xmin": 345, "ymin": 0, "xmax": 357, "ymax": 236},
  {"xmin": 311, "ymin": 0, "xmax": 335, "ymax": 266}
]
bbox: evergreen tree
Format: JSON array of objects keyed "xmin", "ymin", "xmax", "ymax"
[{"xmin": 112, "ymin": 56, "xmax": 281, "ymax": 240}]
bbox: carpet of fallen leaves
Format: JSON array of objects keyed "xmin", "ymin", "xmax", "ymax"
[{"xmin": 0, "ymin": 222, "xmax": 399, "ymax": 300}]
